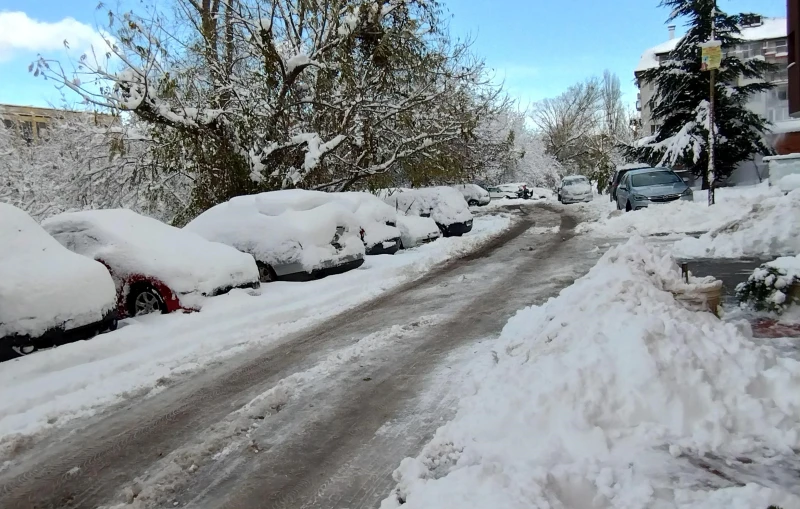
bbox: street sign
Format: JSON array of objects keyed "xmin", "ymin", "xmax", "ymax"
[{"xmin": 700, "ymin": 41, "xmax": 722, "ymax": 71}]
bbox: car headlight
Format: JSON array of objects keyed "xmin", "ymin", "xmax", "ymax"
[
  {"xmin": 682, "ymin": 187, "xmax": 693, "ymax": 196},
  {"xmin": 633, "ymin": 194, "xmax": 648, "ymax": 201}
]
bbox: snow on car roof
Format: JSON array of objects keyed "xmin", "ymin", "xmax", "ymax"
[
  {"xmin": 42, "ymin": 209, "xmax": 258, "ymax": 296},
  {"xmin": 185, "ymin": 195, "xmax": 364, "ymax": 270},
  {"xmin": 380, "ymin": 186, "xmax": 472, "ymax": 225},
  {"xmin": 1, "ymin": 203, "xmax": 117, "ymax": 338}
]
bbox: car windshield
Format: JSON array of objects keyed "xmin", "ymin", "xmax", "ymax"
[
  {"xmin": 631, "ymin": 171, "xmax": 681, "ymax": 187},
  {"xmin": 564, "ymin": 178, "xmax": 588, "ymax": 186}
]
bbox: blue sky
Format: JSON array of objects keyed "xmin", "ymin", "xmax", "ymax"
[{"xmin": 0, "ymin": 0, "xmax": 788, "ymax": 109}]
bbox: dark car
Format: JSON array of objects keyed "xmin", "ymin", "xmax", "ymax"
[{"xmin": 610, "ymin": 164, "xmax": 651, "ymax": 202}]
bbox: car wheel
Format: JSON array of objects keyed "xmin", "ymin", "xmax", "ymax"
[
  {"xmin": 626, "ymin": 201, "xmax": 632, "ymax": 212},
  {"xmin": 468, "ymin": 199, "xmax": 478, "ymax": 206},
  {"xmin": 257, "ymin": 262, "xmax": 278, "ymax": 283},
  {"xmin": 10, "ymin": 344, "xmax": 37, "ymax": 357},
  {"xmin": 398, "ymin": 239, "xmax": 405, "ymax": 250},
  {"xmin": 127, "ymin": 284, "xmax": 167, "ymax": 317}
]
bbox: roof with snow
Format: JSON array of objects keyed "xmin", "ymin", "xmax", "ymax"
[{"xmin": 636, "ymin": 17, "xmax": 787, "ymax": 73}]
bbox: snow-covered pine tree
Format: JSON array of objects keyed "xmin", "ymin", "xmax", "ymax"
[{"xmin": 625, "ymin": 0, "xmax": 777, "ymax": 190}]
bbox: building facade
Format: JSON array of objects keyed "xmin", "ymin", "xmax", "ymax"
[
  {"xmin": 635, "ymin": 17, "xmax": 788, "ymax": 136},
  {"xmin": 0, "ymin": 104, "xmax": 116, "ymax": 144},
  {"xmin": 634, "ymin": 16, "xmax": 788, "ymax": 182}
]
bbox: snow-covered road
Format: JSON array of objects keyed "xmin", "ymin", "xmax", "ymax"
[{"xmin": 0, "ymin": 204, "xmax": 606, "ymax": 509}]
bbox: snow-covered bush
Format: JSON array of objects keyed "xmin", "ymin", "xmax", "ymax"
[{"xmin": 736, "ymin": 255, "xmax": 800, "ymax": 313}]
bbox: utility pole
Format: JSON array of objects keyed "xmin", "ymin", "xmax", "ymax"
[{"xmin": 700, "ymin": 9, "xmax": 722, "ymax": 204}]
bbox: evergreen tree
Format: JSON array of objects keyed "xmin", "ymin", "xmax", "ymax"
[{"xmin": 626, "ymin": 0, "xmax": 777, "ymax": 189}]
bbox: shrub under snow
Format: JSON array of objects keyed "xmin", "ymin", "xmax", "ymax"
[
  {"xmin": 382, "ymin": 237, "xmax": 800, "ymax": 509},
  {"xmin": 737, "ymin": 255, "xmax": 800, "ymax": 313}
]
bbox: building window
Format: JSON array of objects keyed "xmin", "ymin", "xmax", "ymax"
[
  {"xmin": 20, "ymin": 121, "xmax": 33, "ymax": 142},
  {"xmin": 36, "ymin": 122, "xmax": 48, "ymax": 139},
  {"xmin": 650, "ymin": 124, "xmax": 658, "ymax": 135},
  {"xmin": 768, "ymin": 68, "xmax": 789, "ymax": 83},
  {"xmin": 769, "ymin": 107, "xmax": 790, "ymax": 122},
  {"xmin": 773, "ymin": 85, "xmax": 789, "ymax": 102}
]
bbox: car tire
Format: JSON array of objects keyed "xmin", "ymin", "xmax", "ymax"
[
  {"xmin": 257, "ymin": 262, "xmax": 278, "ymax": 283},
  {"xmin": 127, "ymin": 284, "xmax": 167, "ymax": 317},
  {"xmin": 398, "ymin": 239, "xmax": 405, "ymax": 250},
  {"xmin": 626, "ymin": 201, "xmax": 632, "ymax": 212},
  {"xmin": 468, "ymin": 199, "xmax": 478, "ymax": 206}
]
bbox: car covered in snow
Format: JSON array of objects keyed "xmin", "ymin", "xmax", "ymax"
[
  {"xmin": 614, "ymin": 167, "xmax": 693, "ymax": 211},
  {"xmin": 185, "ymin": 193, "xmax": 366, "ymax": 282},
  {"xmin": 557, "ymin": 175, "xmax": 593, "ymax": 204},
  {"xmin": 322, "ymin": 191, "xmax": 403, "ymax": 255},
  {"xmin": 380, "ymin": 187, "xmax": 473, "ymax": 237},
  {"xmin": 487, "ymin": 183, "xmax": 523, "ymax": 200},
  {"xmin": 43, "ymin": 209, "xmax": 260, "ymax": 318},
  {"xmin": 453, "ymin": 184, "xmax": 491, "ymax": 206},
  {"xmin": 1, "ymin": 204, "xmax": 118, "ymax": 358},
  {"xmin": 395, "ymin": 214, "xmax": 442, "ymax": 248}
]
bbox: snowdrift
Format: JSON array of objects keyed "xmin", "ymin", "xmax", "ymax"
[
  {"xmin": 674, "ymin": 189, "xmax": 800, "ymax": 258},
  {"xmin": 382, "ymin": 237, "xmax": 800, "ymax": 509},
  {"xmin": 1, "ymin": 204, "xmax": 117, "ymax": 338},
  {"xmin": 577, "ymin": 184, "xmax": 782, "ymax": 240},
  {"xmin": 43, "ymin": 209, "xmax": 259, "ymax": 298}
]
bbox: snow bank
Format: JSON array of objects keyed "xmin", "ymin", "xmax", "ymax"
[
  {"xmin": 0, "ymin": 214, "xmax": 513, "ymax": 444},
  {"xmin": 673, "ymin": 189, "xmax": 800, "ymax": 258},
  {"xmin": 383, "ymin": 237, "xmax": 800, "ymax": 509},
  {"xmin": 578, "ymin": 184, "xmax": 780, "ymax": 239},
  {"xmin": 381, "ymin": 187, "xmax": 473, "ymax": 226},
  {"xmin": 43, "ymin": 209, "xmax": 259, "ymax": 298},
  {"xmin": 1, "ymin": 204, "xmax": 116, "ymax": 338},
  {"xmin": 185, "ymin": 196, "xmax": 364, "ymax": 272}
]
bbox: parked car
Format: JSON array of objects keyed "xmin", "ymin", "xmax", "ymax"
[
  {"xmin": 395, "ymin": 214, "xmax": 442, "ymax": 248},
  {"xmin": 185, "ymin": 193, "xmax": 365, "ymax": 282},
  {"xmin": 380, "ymin": 187, "xmax": 474, "ymax": 237},
  {"xmin": 487, "ymin": 185, "xmax": 519, "ymax": 200},
  {"xmin": 609, "ymin": 163, "xmax": 650, "ymax": 202},
  {"xmin": 557, "ymin": 176, "xmax": 593, "ymax": 204},
  {"xmin": 615, "ymin": 167, "xmax": 693, "ymax": 211},
  {"xmin": 1, "ymin": 203, "xmax": 118, "ymax": 358},
  {"xmin": 324, "ymin": 191, "xmax": 403, "ymax": 255},
  {"xmin": 43, "ymin": 209, "xmax": 260, "ymax": 318},
  {"xmin": 453, "ymin": 184, "xmax": 491, "ymax": 206},
  {"xmin": 764, "ymin": 154, "xmax": 800, "ymax": 193}
]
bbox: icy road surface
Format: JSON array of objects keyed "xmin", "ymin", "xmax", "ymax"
[{"xmin": 0, "ymin": 204, "xmax": 605, "ymax": 509}]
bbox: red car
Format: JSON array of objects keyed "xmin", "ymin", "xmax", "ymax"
[{"xmin": 43, "ymin": 209, "xmax": 261, "ymax": 318}]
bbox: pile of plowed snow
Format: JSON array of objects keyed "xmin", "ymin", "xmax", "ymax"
[
  {"xmin": 382, "ymin": 237, "xmax": 800, "ymax": 509},
  {"xmin": 674, "ymin": 189, "xmax": 800, "ymax": 258}
]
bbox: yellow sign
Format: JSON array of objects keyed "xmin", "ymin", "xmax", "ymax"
[{"xmin": 701, "ymin": 44, "xmax": 722, "ymax": 71}]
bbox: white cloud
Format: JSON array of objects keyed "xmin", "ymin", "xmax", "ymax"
[{"xmin": 0, "ymin": 11, "xmax": 111, "ymax": 61}]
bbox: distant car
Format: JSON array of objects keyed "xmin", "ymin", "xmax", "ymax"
[
  {"xmin": 395, "ymin": 214, "xmax": 442, "ymax": 248},
  {"xmin": 615, "ymin": 167, "xmax": 693, "ymax": 211},
  {"xmin": 557, "ymin": 176, "xmax": 593, "ymax": 204},
  {"xmin": 527, "ymin": 186, "xmax": 555, "ymax": 200},
  {"xmin": 486, "ymin": 185, "xmax": 519, "ymax": 200},
  {"xmin": 1, "ymin": 204, "xmax": 118, "ymax": 358},
  {"xmin": 453, "ymin": 184, "xmax": 491, "ymax": 206},
  {"xmin": 380, "ymin": 187, "xmax": 474, "ymax": 237},
  {"xmin": 185, "ymin": 193, "xmax": 365, "ymax": 283},
  {"xmin": 610, "ymin": 163, "xmax": 651, "ymax": 202},
  {"xmin": 43, "ymin": 209, "xmax": 260, "ymax": 318}
]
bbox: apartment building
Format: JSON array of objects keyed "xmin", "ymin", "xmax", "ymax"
[
  {"xmin": 789, "ymin": 0, "xmax": 799, "ymax": 116},
  {"xmin": 0, "ymin": 103, "xmax": 116, "ymax": 144},
  {"xmin": 635, "ymin": 16, "xmax": 788, "ymax": 137}
]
